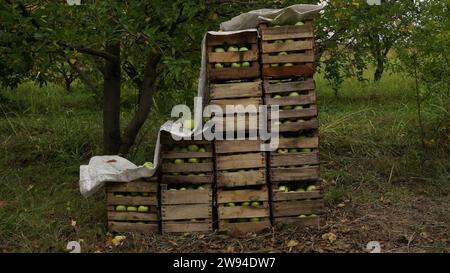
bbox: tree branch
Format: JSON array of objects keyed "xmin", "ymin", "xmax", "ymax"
[
  {"xmin": 57, "ymin": 41, "xmax": 119, "ymax": 62},
  {"xmin": 68, "ymin": 61, "xmax": 102, "ymax": 98}
]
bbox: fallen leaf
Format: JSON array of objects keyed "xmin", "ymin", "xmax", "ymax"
[
  {"xmin": 286, "ymin": 240, "xmax": 299, "ymax": 248},
  {"xmin": 337, "ymin": 203, "xmax": 346, "ymax": 208},
  {"xmin": 322, "ymin": 232, "xmax": 337, "ymax": 243},
  {"xmin": 226, "ymin": 246, "xmax": 235, "ymax": 252},
  {"xmin": 71, "ymin": 220, "xmax": 77, "ymax": 227}
]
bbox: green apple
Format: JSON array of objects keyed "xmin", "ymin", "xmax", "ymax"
[
  {"xmin": 114, "ymin": 193, "xmax": 124, "ymax": 197},
  {"xmin": 274, "ymin": 40, "xmax": 284, "ymax": 44},
  {"xmin": 285, "ymin": 39, "xmax": 295, "ymax": 43},
  {"xmin": 273, "ymin": 94, "xmax": 283, "ymax": 99},
  {"xmin": 289, "ymin": 92, "xmax": 300, "ymax": 97},
  {"xmin": 270, "ymin": 63, "xmax": 279, "ymax": 67},
  {"xmin": 138, "ymin": 205, "xmax": 149, "ymax": 213},
  {"xmin": 197, "ymin": 186, "xmax": 206, "ymax": 190},
  {"xmin": 296, "ymin": 187, "xmax": 305, "ymax": 192},
  {"xmin": 215, "ymin": 63, "xmax": 224, "ymax": 69},
  {"xmin": 296, "ymin": 119, "xmax": 305, "ymax": 123},
  {"xmin": 183, "ymin": 119, "xmax": 195, "ymax": 129},
  {"xmin": 187, "ymin": 144, "xmax": 199, "ymax": 152},
  {"xmin": 282, "ymin": 105, "xmax": 293, "ymax": 110},
  {"xmin": 249, "ymin": 218, "xmax": 260, "ymax": 222},
  {"xmin": 278, "ymin": 185, "xmax": 289, "ymax": 192},
  {"xmin": 143, "ymin": 161, "xmax": 154, "ymax": 168},
  {"xmin": 295, "ymin": 21, "xmax": 305, "ymax": 26},
  {"xmin": 294, "ymin": 105, "xmax": 304, "ymax": 110},
  {"xmin": 215, "ymin": 47, "xmax": 225, "ymax": 53},
  {"xmin": 278, "ymin": 51, "xmax": 288, "ymax": 56},
  {"xmin": 231, "ymin": 62, "xmax": 241, "ymax": 68},
  {"xmin": 169, "ymin": 188, "xmax": 178, "ymax": 191},
  {"xmin": 273, "ymin": 25, "xmax": 281, "ymax": 28},
  {"xmin": 172, "ymin": 172, "xmax": 180, "ymax": 176},
  {"xmin": 283, "ymin": 63, "xmax": 294, "ymax": 67},
  {"xmin": 277, "ymin": 148, "xmax": 289, "ymax": 154},
  {"xmin": 306, "ymin": 185, "xmax": 317, "ymax": 191},
  {"xmin": 289, "ymin": 148, "xmax": 298, "ymax": 153},
  {"xmin": 115, "ymin": 205, "xmax": 126, "ymax": 212},
  {"xmin": 227, "ymin": 46, "xmax": 239, "ymax": 52},
  {"xmin": 197, "ymin": 173, "xmax": 206, "ymax": 176},
  {"xmin": 226, "ymin": 202, "xmax": 235, "ymax": 207},
  {"xmin": 274, "ymin": 121, "xmax": 282, "ymax": 126},
  {"xmin": 130, "ymin": 192, "xmax": 139, "ymax": 197},
  {"xmin": 298, "ymin": 214, "xmax": 307, "ymax": 218},
  {"xmin": 180, "ymin": 147, "xmax": 188, "ymax": 153},
  {"xmin": 301, "ymin": 148, "xmax": 312, "ymax": 153},
  {"xmin": 198, "ymin": 147, "xmax": 206, "ymax": 153},
  {"xmin": 310, "ymin": 214, "xmax": 317, "ymax": 217},
  {"xmin": 126, "ymin": 206, "xmax": 137, "ymax": 212},
  {"xmin": 250, "ymin": 201, "xmax": 260, "ymax": 207},
  {"xmin": 174, "ymin": 158, "xmax": 184, "ymax": 164},
  {"xmin": 179, "ymin": 187, "xmax": 187, "ymax": 191},
  {"xmin": 241, "ymin": 201, "xmax": 250, "ymax": 207},
  {"xmin": 141, "ymin": 192, "xmax": 149, "ymax": 197},
  {"xmin": 187, "ymin": 173, "xmax": 195, "ymax": 176},
  {"xmin": 283, "ymin": 120, "xmax": 292, "ymax": 124},
  {"xmin": 241, "ymin": 61, "xmax": 250, "ymax": 67},
  {"xmin": 239, "ymin": 47, "xmax": 249, "ymax": 52},
  {"xmin": 191, "ymin": 219, "xmax": 197, "ymax": 222}
]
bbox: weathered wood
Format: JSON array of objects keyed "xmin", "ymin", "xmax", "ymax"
[
  {"xmin": 275, "ymin": 106, "xmax": 318, "ymax": 119},
  {"xmin": 272, "ymin": 216, "xmax": 320, "ymax": 227},
  {"xmin": 210, "ymin": 81, "xmax": 262, "ymax": 99},
  {"xmin": 218, "ymin": 204, "xmax": 269, "ymax": 219},
  {"xmin": 266, "ymin": 94, "xmax": 316, "ymax": 106},
  {"xmin": 106, "ymin": 193, "xmax": 158, "ymax": 206},
  {"xmin": 160, "ymin": 137, "xmax": 211, "ymax": 146},
  {"xmin": 107, "ymin": 205, "xmax": 158, "ymax": 213},
  {"xmin": 212, "ymin": 115, "xmax": 259, "ymax": 132},
  {"xmin": 218, "ymin": 187, "xmax": 269, "ymax": 203},
  {"xmin": 270, "ymin": 152, "xmax": 319, "ymax": 167},
  {"xmin": 272, "ymin": 190, "xmax": 322, "ymax": 201},
  {"xmin": 206, "ymin": 32, "xmax": 258, "ymax": 46},
  {"xmin": 162, "ymin": 221, "xmax": 212, "ymax": 233},
  {"xmin": 264, "ymin": 78, "xmax": 315, "ymax": 93},
  {"xmin": 106, "ymin": 181, "xmax": 157, "ymax": 193},
  {"xmin": 219, "ymin": 220, "xmax": 271, "ymax": 234},
  {"xmin": 262, "ymin": 40, "xmax": 314, "ymax": 53},
  {"xmin": 161, "ymin": 188, "xmax": 212, "ymax": 205},
  {"xmin": 209, "ymin": 65, "xmax": 260, "ymax": 81},
  {"xmin": 161, "ymin": 174, "xmax": 213, "ymax": 184},
  {"xmin": 162, "ymin": 151, "xmax": 212, "ymax": 159},
  {"xmin": 108, "ymin": 222, "xmax": 159, "ymax": 233},
  {"xmin": 216, "ymin": 152, "xmax": 265, "ymax": 170},
  {"xmin": 161, "ymin": 204, "xmax": 212, "ymax": 221},
  {"xmin": 272, "ymin": 199, "xmax": 324, "ymax": 217},
  {"xmin": 260, "ymin": 25, "xmax": 314, "ymax": 41},
  {"xmin": 270, "ymin": 166, "xmax": 320, "ymax": 182},
  {"xmin": 215, "ymin": 140, "xmax": 263, "ymax": 154},
  {"xmin": 262, "ymin": 52, "xmax": 315, "ymax": 64},
  {"xmin": 162, "ymin": 162, "xmax": 213, "ymax": 173},
  {"xmin": 263, "ymin": 63, "xmax": 314, "ymax": 78},
  {"xmin": 217, "ymin": 169, "xmax": 266, "ymax": 187},
  {"xmin": 273, "ymin": 136, "xmax": 319, "ymax": 149},
  {"xmin": 275, "ymin": 118, "xmax": 319, "ymax": 132},
  {"xmin": 208, "ymin": 51, "xmax": 258, "ymax": 63},
  {"xmin": 210, "ymin": 97, "xmax": 262, "ymax": 113},
  {"xmin": 107, "ymin": 211, "xmax": 158, "ymax": 222}
]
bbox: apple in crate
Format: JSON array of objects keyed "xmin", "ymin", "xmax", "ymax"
[
  {"xmin": 227, "ymin": 46, "xmax": 239, "ymax": 52},
  {"xmin": 241, "ymin": 201, "xmax": 250, "ymax": 207},
  {"xmin": 298, "ymin": 214, "xmax": 307, "ymax": 218},
  {"xmin": 285, "ymin": 39, "xmax": 295, "ymax": 43},
  {"xmin": 249, "ymin": 218, "xmax": 260, "ymax": 222},
  {"xmin": 296, "ymin": 187, "xmax": 305, "ymax": 192},
  {"xmin": 289, "ymin": 92, "xmax": 300, "ymax": 97},
  {"xmin": 143, "ymin": 161, "xmax": 154, "ymax": 168},
  {"xmin": 278, "ymin": 52, "xmax": 288, "ymax": 56},
  {"xmin": 274, "ymin": 40, "xmax": 284, "ymax": 44},
  {"xmin": 215, "ymin": 63, "xmax": 224, "ymax": 69},
  {"xmin": 138, "ymin": 205, "xmax": 149, "ymax": 213},
  {"xmin": 215, "ymin": 47, "xmax": 225, "ymax": 53},
  {"xmin": 282, "ymin": 105, "xmax": 293, "ymax": 110},
  {"xmin": 270, "ymin": 63, "xmax": 279, "ymax": 67},
  {"xmin": 115, "ymin": 205, "xmax": 127, "ymax": 212},
  {"xmin": 307, "ymin": 185, "xmax": 317, "ymax": 191},
  {"xmin": 126, "ymin": 206, "xmax": 138, "ymax": 212},
  {"xmin": 197, "ymin": 185, "xmax": 206, "ymax": 190},
  {"xmin": 289, "ymin": 148, "xmax": 298, "ymax": 153},
  {"xmin": 278, "ymin": 185, "xmax": 289, "ymax": 192},
  {"xmin": 301, "ymin": 148, "xmax": 312, "ymax": 153},
  {"xmin": 231, "ymin": 62, "xmax": 241, "ymax": 68},
  {"xmin": 241, "ymin": 61, "xmax": 250, "ymax": 67},
  {"xmin": 277, "ymin": 148, "xmax": 289, "ymax": 154},
  {"xmin": 239, "ymin": 47, "xmax": 249, "ymax": 52},
  {"xmin": 226, "ymin": 202, "xmax": 235, "ymax": 207},
  {"xmin": 179, "ymin": 187, "xmax": 187, "ymax": 191},
  {"xmin": 294, "ymin": 105, "xmax": 303, "ymax": 110},
  {"xmin": 174, "ymin": 158, "xmax": 184, "ymax": 164},
  {"xmin": 198, "ymin": 147, "xmax": 206, "ymax": 153},
  {"xmin": 283, "ymin": 63, "xmax": 294, "ymax": 67},
  {"xmin": 250, "ymin": 201, "xmax": 260, "ymax": 207},
  {"xmin": 188, "ymin": 158, "xmax": 199, "ymax": 163},
  {"xmin": 295, "ymin": 21, "xmax": 304, "ymax": 26}
]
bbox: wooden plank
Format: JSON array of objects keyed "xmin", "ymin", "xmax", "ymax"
[
  {"xmin": 263, "ymin": 63, "xmax": 314, "ymax": 78},
  {"xmin": 274, "ymin": 137, "xmax": 319, "ymax": 149},
  {"xmin": 262, "ymin": 40, "xmax": 314, "ymax": 53},
  {"xmin": 270, "ymin": 166, "xmax": 320, "ymax": 182},
  {"xmin": 161, "ymin": 204, "xmax": 211, "ymax": 220},
  {"xmin": 206, "ymin": 32, "xmax": 258, "ymax": 46},
  {"xmin": 107, "ymin": 211, "xmax": 158, "ymax": 222},
  {"xmin": 266, "ymin": 94, "xmax": 316, "ymax": 106},
  {"xmin": 264, "ymin": 78, "xmax": 315, "ymax": 93},
  {"xmin": 219, "ymin": 204, "xmax": 269, "ymax": 219},
  {"xmin": 270, "ymin": 152, "xmax": 319, "ymax": 167},
  {"xmin": 209, "ymin": 65, "xmax": 260, "ymax": 80},
  {"xmin": 162, "ymin": 221, "xmax": 212, "ymax": 233},
  {"xmin": 108, "ymin": 222, "xmax": 159, "ymax": 234},
  {"xmin": 219, "ymin": 220, "xmax": 271, "ymax": 234},
  {"xmin": 277, "ymin": 118, "xmax": 319, "ymax": 132},
  {"xmin": 160, "ymin": 137, "xmax": 211, "ymax": 146},
  {"xmin": 208, "ymin": 51, "xmax": 258, "ymax": 63},
  {"xmin": 162, "ymin": 162, "xmax": 213, "ymax": 173},
  {"xmin": 216, "ymin": 152, "xmax": 265, "ymax": 170},
  {"xmin": 106, "ymin": 181, "xmax": 157, "ymax": 193},
  {"xmin": 218, "ymin": 188, "xmax": 269, "ymax": 203},
  {"xmin": 161, "ymin": 189, "xmax": 212, "ymax": 205},
  {"xmin": 261, "ymin": 25, "xmax": 314, "ymax": 41},
  {"xmin": 106, "ymin": 193, "xmax": 158, "ymax": 206},
  {"xmin": 212, "ymin": 115, "xmax": 259, "ymax": 132},
  {"xmin": 276, "ymin": 106, "xmax": 318, "ymax": 119},
  {"xmin": 210, "ymin": 81, "xmax": 262, "ymax": 99},
  {"xmin": 262, "ymin": 52, "xmax": 315, "ymax": 64},
  {"xmin": 273, "ymin": 216, "xmax": 320, "ymax": 227},
  {"xmin": 272, "ymin": 190, "xmax": 322, "ymax": 201},
  {"xmin": 217, "ymin": 169, "xmax": 266, "ymax": 187},
  {"xmin": 162, "ymin": 151, "xmax": 212, "ymax": 159},
  {"xmin": 272, "ymin": 199, "xmax": 324, "ymax": 217},
  {"xmin": 161, "ymin": 174, "xmax": 213, "ymax": 184},
  {"xmin": 215, "ymin": 140, "xmax": 262, "ymax": 154},
  {"xmin": 210, "ymin": 97, "xmax": 262, "ymax": 113}
]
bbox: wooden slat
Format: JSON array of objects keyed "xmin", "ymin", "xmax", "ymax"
[
  {"xmin": 262, "ymin": 40, "xmax": 314, "ymax": 53},
  {"xmin": 160, "ymin": 137, "xmax": 211, "ymax": 146},
  {"xmin": 262, "ymin": 52, "xmax": 315, "ymax": 64},
  {"xmin": 107, "ymin": 211, "xmax": 158, "ymax": 222},
  {"xmin": 218, "ymin": 188, "xmax": 269, "ymax": 203},
  {"xmin": 273, "ymin": 216, "xmax": 320, "ymax": 227},
  {"xmin": 276, "ymin": 106, "xmax": 318, "ymax": 119},
  {"xmin": 277, "ymin": 118, "xmax": 319, "ymax": 132},
  {"xmin": 272, "ymin": 190, "xmax": 322, "ymax": 201},
  {"xmin": 210, "ymin": 97, "xmax": 262, "ymax": 112},
  {"xmin": 162, "ymin": 162, "xmax": 213, "ymax": 173},
  {"xmin": 210, "ymin": 81, "xmax": 262, "ymax": 99},
  {"xmin": 219, "ymin": 220, "xmax": 271, "ymax": 234},
  {"xmin": 161, "ymin": 204, "xmax": 211, "ymax": 220},
  {"xmin": 162, "ymin": 221, "xmax": 212, "ymax": 233},
  {"xmin": 270, "ymin": 152, "xmax": 319, "ymax": 167},
  {"xmin": 208, "ymin": 51, "xmax": 258, "ymax": 63},
  {"xmin": 161, "ymin": 174, "xmax": 213, "ymax": 184},
  {"xmin": 161, "ymin": 189, "xmax": 212, "ymax": 205},
  {"xmin": 266, "ymin": 94, "xmax": 316, "ymax": 106},
  {"xmin": 275, "ymin": 137, "xmax": 319, "ymax": 149},
  {"xmin": 209, "ymin": 65, "xmax": 260, "ymax": 80},
  {"xmin": 261, "ymin": 25, "xmax": 314, "ymax": 41},
  {"xmin": 215, "ymin": 140, "xmax": 262, "ymax": 154},
  {"xmin": 212, "ymin": 115, "xmax": 259, "ymax": 132},
  {"xmin": 206, "ymin": 32, "xmax": 258, "ymax": 46},
  {"xmin": 216, "ymin": 152, "xmax": 265, "ymax": 170},
  {"xmin": 162, "ymin": 151, "xmax": 212, "ymax": 159},
  {"xmin": 217, "ymin": 169, "xmax": 266, "ymax": 187},
  {"xmin": 270, "ymin": 166, "xmax": 320, "ymax": 182},
  {"xmin": 272, "ymin": 199, "xmax": 324, "ymax": 217},
  {"xmin": 219, "ymin": 204, "xmax": 269, "ymax": 219},
  {"xmin": 106, "ymin": 181, "xmax": 157, "ymax": 193},
  {"xmin": 263, "ymin": 63, "xmax": 314, "ymax": 78},
  {"xmin": 108, "ymin": 222, "xmax": 159, "ymax": 234},
  {"xmin": 264, "ymin": 78, "xmax": 315, "ymax": 93},
  {"xmin": 106, "ymin": 193, "xmax": 158, "ymax": 206}
]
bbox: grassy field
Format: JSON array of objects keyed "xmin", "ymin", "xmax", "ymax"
[{"xmin": 0, "ymin": 71, "xmax": 448, "ymax": 253}]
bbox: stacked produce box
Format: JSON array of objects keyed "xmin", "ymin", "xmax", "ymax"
[
  {"xmin": 206, "ymin": 31, "xmax": 271, "ymax": 233},
  {"xmin": 159, "ymin": 135, "xmax": 214, "ymax": 233},
  {"xmin": 259, "ymin": 20, "xmax": 324, "ymax": 226}
]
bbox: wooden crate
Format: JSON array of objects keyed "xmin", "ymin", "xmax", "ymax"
[
  {"xmin": 270, "ymin": 136, "xmax": 319, "ymax": 168},
  {"xmin": 259, "ymin": 21, "xmax": 315, "ymax": 78},
  {"xmin": 160, "ymin": 184, "xmax": 213, "ymax": 233},
  {"xmin": 161, "ymin": 137, "xmax": 214, "ymax": 185},
  {"xmin": 215, "ymin": 140, "xmax": 266, "ymax": 187},
  {"xmin": 271, "ymin": 182, "xmax": 323, "ymax": 226},
  {"xmin": 217, "ymin": 186, "xmax": 271, "ymax": 233},
  {"xmin": 207, "ymin": 31, "xmax": 260, "ymax": 81},
  {"xmin": 106, "ymin": 178, "xmax": 159, "ymax": 234}
]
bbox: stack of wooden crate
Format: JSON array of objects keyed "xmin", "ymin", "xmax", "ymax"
[
  {"xmin": 259, "ymin": 20, "xmax": 324, "ymax": 226},
  {"xmin": 206, "ymin": 31, "xmax": 271, "ymax": 234},
  {"xmin": 159, "ymin": 135, "xmax": 214, "ymax": 233}
]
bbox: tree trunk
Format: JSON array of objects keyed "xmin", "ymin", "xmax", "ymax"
[
  {"xmin": 374, "ymin": 56, "xmax": 385, "ymax": 82},
  {"xmin": 119, "ymin": 53, "xmax": 161, "ymax": 154},
  {"xmin": 103, "ymin": 42, "xmax": 122, "ymax": 154}
]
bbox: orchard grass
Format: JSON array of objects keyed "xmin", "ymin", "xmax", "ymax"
[{"xmin": 0, "ymin": 72, "xmax": 448, "ymax": 253}]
